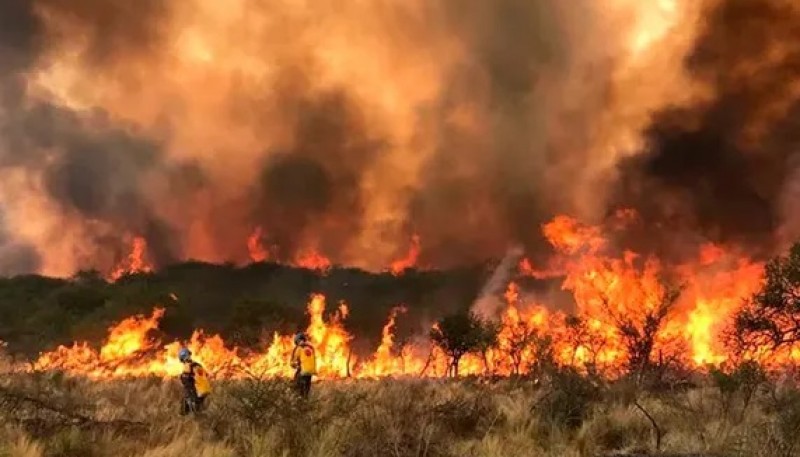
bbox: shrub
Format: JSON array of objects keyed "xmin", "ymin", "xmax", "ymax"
[
  {"xmin": 709, "ymin": 360, "xmax": 766, "ymax": 421},
  {"xmin": 533, "ymin": 367, "xmax": 602, "ymax": 431}
]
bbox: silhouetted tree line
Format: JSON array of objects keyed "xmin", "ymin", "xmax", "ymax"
[
  {"xmin": 0, "ymin": 261, "xmax": 494, "ymax": 358},
  {"xmin": 5, "ymin": 241, "xmax": 800, "ymax": 376}
]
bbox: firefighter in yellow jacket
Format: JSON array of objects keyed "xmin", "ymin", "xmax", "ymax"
[
  {"xmin": 291, "ymin": 332, "xmax": 316, "ymax": 398},
  {"xmin": 178, "ymin": 347, "xmax": 211, "ymax": 415}
]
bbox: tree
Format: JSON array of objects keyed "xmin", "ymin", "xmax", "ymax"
[
  {"xmin": 734, "ymin": 242, "xmax": 800, "ymax": 352},
  {"xmin": 709, "ymin": 360, "xmax": 766, "ymax": 422},
  {"xmin": 475, "ymin": 320, "xmax": 500, "ymax": 375},
  {"xmin": 498, "ymin": 319, "xmax": 554, "ymax": 377},
  {"xmin": 600, "ymin": 285, "xmax": 682, "ymax": 380},
  {"xmin": 430, "ymin": 311, "xmax": 489, "ymax": 377},
  {"xmin": 564, "ymin": 315, "xmax": 607, "ymax": 376},
  {"xmin": 0, "ymin": 260, "xmax": 492, "ymax": 358}
]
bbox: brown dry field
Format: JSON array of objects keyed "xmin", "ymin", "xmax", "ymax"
[{"xmin": 1, "ymin": 367, "xmax": 799, "ymax": 457}]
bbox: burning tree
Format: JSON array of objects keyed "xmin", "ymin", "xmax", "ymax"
[
  {"xmin": 600, "ymin": 285, "xmax": 682, "ymax": 380},
  {"xmin": 733, "ymin": 242, "xmax": 800, "ymax": 356},
  {"xmin": 430, "ymin": 312, "xmax": 496, "ymax": 377},
  {"xmin": 501, "ymin": 319, "xmax": 552, "ymax": 377},
  {"xmin": 564, "ymin": 315, "xmax": 608, "ymax": 376}
]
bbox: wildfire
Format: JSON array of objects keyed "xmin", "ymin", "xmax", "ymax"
[
  {"xmin": 518, "ymin": 258, "xmax": 561, "ymax": 280},
  {"xmin": 247, "ymin": 227, "xmax": 269, "ymax": 263},
  {"xmin": 521, "ymin": 212, "xmax": 767, "ymax": 371},
  {"xmin": 23, "ymin": 213, "xmax": 791, "ymax": 381},
  {"xmin": 295, "ymin": 249, "xmax": 332, "ymax": 273},
  {"xmin": 33, "ymin": 295, "xmax": 357, "ymax": 379},
  {"xmin": 245, "ymin": 228, "xmax": 340, "ymax": 272},
  {"xmin": 390, "ymin": 235, "xmax": 421, "ymax": 275},
  {"xmin": 360, "ymin": 306, "xmax": 415, "ymax": 377},
  {"xmin": 108, "ymin": 237, "xmax": 153, "ymax": 281},
  {"xmin": 35, "ymin": 308, "xmax": 167, "ymax": 377}
]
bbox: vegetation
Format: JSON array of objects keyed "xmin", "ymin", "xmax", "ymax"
[
  {"xmin": 734, "ymin": 243, "xmax": 800, "ymax": 351},
  {"xmin": 429, "ymin": 311, "xmax": 496, "ymax": 377},
  {"xmin": 602, "ymin": 286, "xmax": 681, "ymax": 377},
  {"xmin": 1, "ymin": 368, "xmax": 800, "ymax": 457},
  {"xmin": 10, "ymin": 242, "xmax": 800, "ymax": 455},
  {"xmin": 0, "ymin": 262, "xmax": 491, "ymax": 358}
]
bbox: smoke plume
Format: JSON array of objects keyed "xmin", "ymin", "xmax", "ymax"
[
  {"xmin": 0, "ymin": 0, "xmax": 795, "ymax": 277},
  {"xmin": 612, "ymin": 0, "xmax": 800, "ymax": 259}
]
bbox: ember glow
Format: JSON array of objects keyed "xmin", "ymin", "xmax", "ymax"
[{"xmin": 27, "ymin": 213, "xmax": 786, "ymax": 380}]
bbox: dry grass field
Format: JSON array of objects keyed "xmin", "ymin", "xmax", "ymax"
[{"xmin": 2, "ymin": 367, "xmax": 800, "ymax": 457}]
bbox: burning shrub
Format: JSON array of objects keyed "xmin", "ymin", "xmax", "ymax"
[
  {"xmin": 733, "ymin": 242, "xmax": 800, "ymax": 360},
  {"xmin": 600, "ymin": 285, "xmax": 683, "ymax": 381},
  {"xmin": 430, "ymin": 312, "xmax": 498, "ymax": 377}
]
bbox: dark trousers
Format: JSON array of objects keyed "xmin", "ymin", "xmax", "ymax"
[
  {"xmin": 295, "ymin": 373, "xmax": 312, "ymax": 398},
  {"xmin": 181, "ymin": 395, "xmax": 206, "ymax": 415}
]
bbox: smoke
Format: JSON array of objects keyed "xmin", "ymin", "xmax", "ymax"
[
  {"xmin": 611, "ymin": 0, "xmax": 800, "ymax": 258},
  {"xmin": 2, "ymin": 0, "xmax": 791, "ymax": 277},
  {"xmin": 779, "ymin": 155, "xmax": 800, "ymax": 250},
  {"xmin": 471, "ymin": 245, "xmax": 525, "ymax": 319}
]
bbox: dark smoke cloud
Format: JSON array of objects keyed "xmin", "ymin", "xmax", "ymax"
[
  {"xmin": 254, "ymin": 89, "xmax": 382, "ymax": 261},
  {"xmin": 1, "ymin": 0, "xmax": 579, "ymax": 272},
  {"xmin": 0, "ymin": 208, "xmax": 40, "ymax": 275},
  {"xmin": 37, "ymin": 110, "xmax": 178, "ymax": 266},
  {"xmin": 610, "ymin": 0, "xmax": 800, "ymax": 258},
  {"xmin": 410, "ymin": 0, "xmax": 568, "ymax": 267},
  {"xmin": 0, "ymin": 0, "xmax": 45, "ymax": 273},
  {"xmin": 34, "ymin": 0, "xmax": 169, "ymax": 67},
  {"xmin": 0, "ymin": 0, "xmax": 40, "ymax": 70},
  {"xmin": 3, "ymin": 0, "xmax": 797, "ymax": 276},
  {"xmin": 40, "ymin": 113, "xmax": 158, "ymax": 218},
  {"xmin": 0, "ymin": 102, "xmax": 180, "ymax": 268},
  {"xmin": 0, "ymin": 0, "xmax": 179, "ymax": 271}
]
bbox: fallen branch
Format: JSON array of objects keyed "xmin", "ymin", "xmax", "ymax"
[
  {"xmin": 633, "ymin": 399, "xmax": 663, "ymax": 451},
  {"xmin": 0, "ymin": 386, "xmax": 147, "ymax": 435}
]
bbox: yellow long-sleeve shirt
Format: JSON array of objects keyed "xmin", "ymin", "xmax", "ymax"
[{"xmin": 291, "ymin": 343, "xmax": 317, "ymax": 376}]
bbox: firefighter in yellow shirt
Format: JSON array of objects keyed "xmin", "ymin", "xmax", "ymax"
[
  {"xmin": 178, "ymin": 347, "xmax": 211, "ymax": 415},
  {"xmin": 291, "ymin": 332, "xmax": 316, "ymax": 398}
]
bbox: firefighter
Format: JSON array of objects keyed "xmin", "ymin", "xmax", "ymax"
[
  {"xmin": 290, "ymin": 332, "xmax": 316, "ymax": 398},
  {"xmin": 178, "ymin": 347, "xmax": 211, "ymax": 415}
]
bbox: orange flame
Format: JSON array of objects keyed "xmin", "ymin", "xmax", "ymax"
[
  {"xmin": 360, "ymin": 306, "xmax": 418, "ymax": 377},
  {"xmin": 390, "ymin": 235, "xmax": 421, "ymax": 275},
  {"xmin": 27, "ymin": 213, "xmax": 789, "ymax": 380},
  {"xmin": 35, "ymin": 308, "xmax": 166, "ymax": 377},
  {"xmin": 295, "ymin": 250, "xmax": 332, "ymax": 273},
  {"xmin": 247, "ymin": 227, "xmax": 269, "ymax": 263},
  {"xmin": 109, "ymin": 237, "xmax": 153, "ymax": 281}
]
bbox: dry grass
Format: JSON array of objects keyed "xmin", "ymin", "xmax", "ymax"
[{"xmin": 1, "ymin": 371, "xmax": 800, "ymax": 457}]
